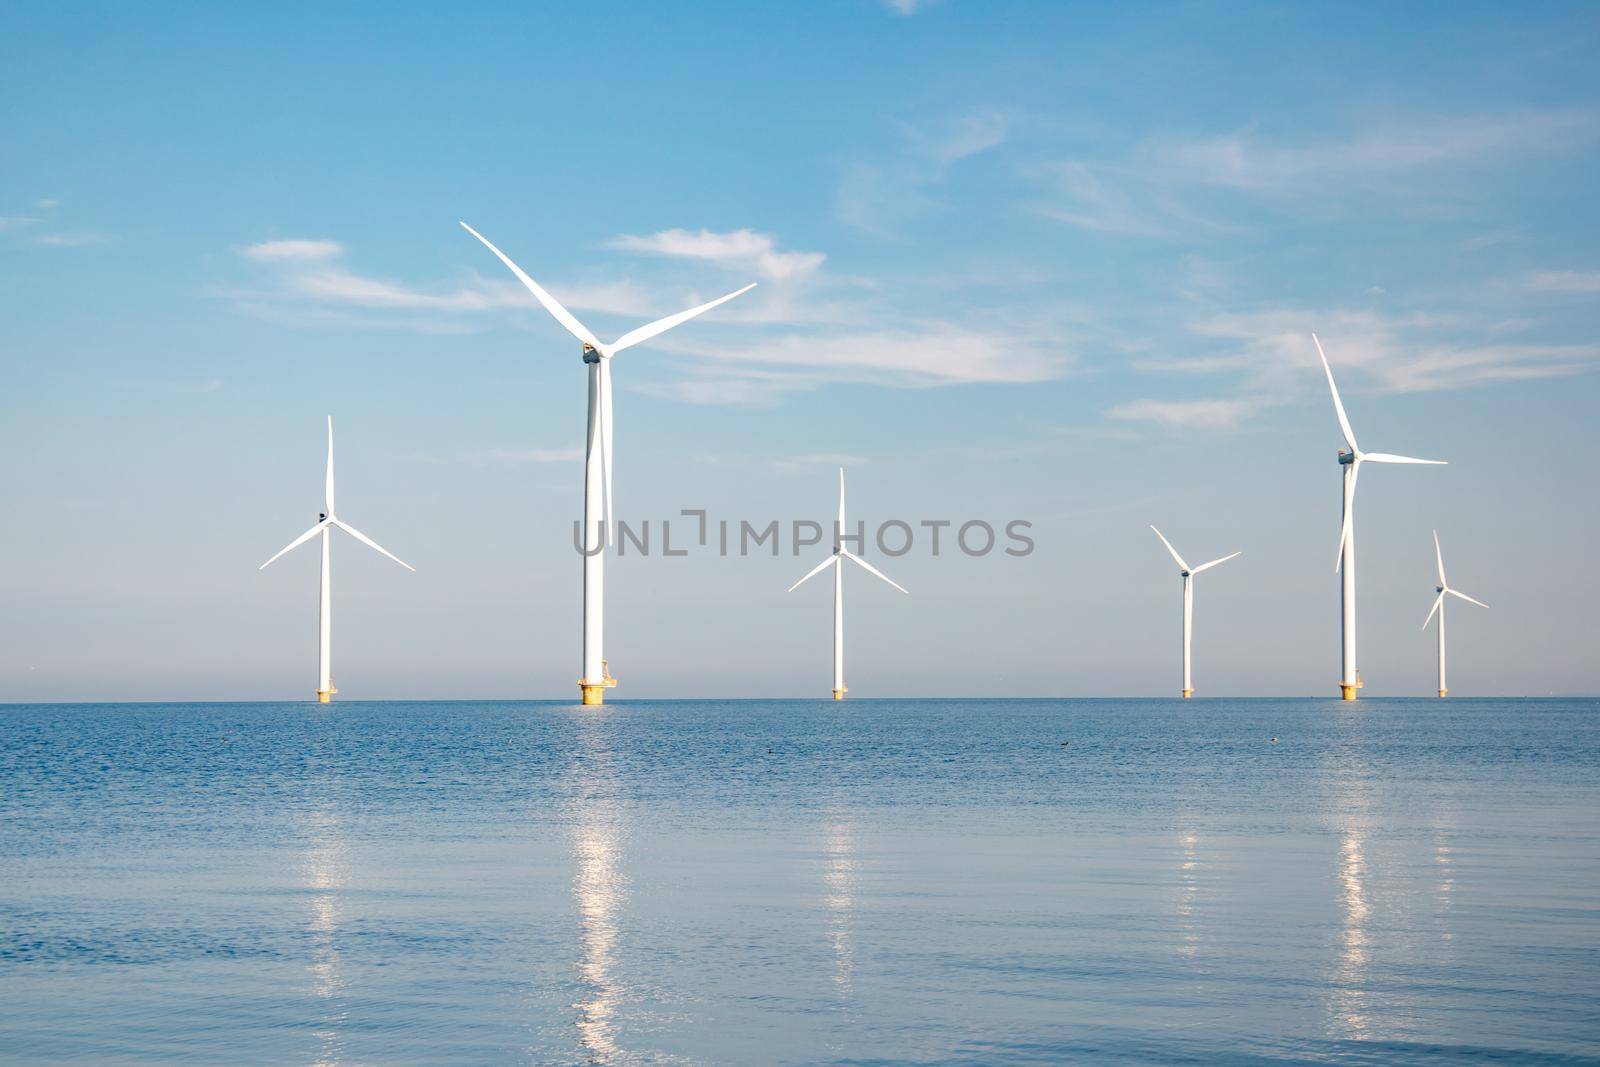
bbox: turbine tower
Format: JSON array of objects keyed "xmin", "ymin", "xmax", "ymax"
[
  {"xmin": 1314, "ymin": 334, "xmax": 1446, "ymax": 701},
  {"xmin": 1149, "ymin": 526, "xmax": 1240, "ymax": 699},
  {"xmin": 461, "ymin": 223, "xmax": 755, "ymax": 705},
  {"xmin": 1422, "ymin": 530, "xmax": 1487, "ymax": 698},
  {"xmin": 260, "ymin": 417, "xmax": 414, "ymax": 703},
  {"xmin": 788, "ymin": 469, "xmax": 907, "ymax": 699}
]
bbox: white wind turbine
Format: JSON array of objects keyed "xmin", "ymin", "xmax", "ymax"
[
  {"xmin": 259, "ymin": 417, "xmax": 414, "ymax": 703},
  {"xmin": 1314, "ymin": 334, "xmax": 1446, "ymax": 701},
  {"xmin": 1149, "ymin": 526, "xmax": 1240, "ymax": 699},
  {"xmin": 1423, "ymin": 530, "xmax": 1487, "ymax": 698},
  {"xmin": 788, "ymin": 469, "xmax": 907, "ymax": 700},
  {"xmin": 461, "ymin": 222, "xmax": 755, "ymax": 705}
]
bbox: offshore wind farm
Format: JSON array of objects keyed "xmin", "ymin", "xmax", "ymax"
[{"xmin": 3, "ymin": 4, "xmax": 1599, "ymax": 1065}]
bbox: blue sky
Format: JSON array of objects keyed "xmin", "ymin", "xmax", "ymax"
[{"xmin": 3, "ymin": 1, "xmax": 1598, "ymax": 699}]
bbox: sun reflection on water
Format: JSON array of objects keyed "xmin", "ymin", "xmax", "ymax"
[
  {"xmin": 568, "ymin": 720, "xmax": 627, "ymax": 1065},
  {"xmin": 1332, "ymin": 826, "xmax": 1369, "ymax": 1039},
  {"xmin": 300, "ymin": 807, "xmax": 349, "ymax": 1067},
  {"xmin": 1176, "ymin": 830, "xmax": 1201, "ymax": 959},
  {"xmin": 823, "ymin": 818, "xmax": 857, "ymax": 998}
]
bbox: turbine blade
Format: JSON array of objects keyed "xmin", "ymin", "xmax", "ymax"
[
  {"xmin": 600, "ymin": 357, "xmax": 615, "ymax": 541},
  {"xmin": 838, "ymin": 467, "xmax": 846, "ymax": 536},
  {"xmin": 331, "ymin": 518, "xmax": 415, "ymax": 571},
  {"xmin": 459, "ymin": 222, "xmax": 600, "ymax": 349},
  {"xmin": 1422, "ymin": 590, "xmax": 1445, "ymax": 629},
  {"xmin": 1336, "ymin": 459, "xmax": 1360, "ymax": 572},
  {"xmin": 1149, "ymin": 525, "xmax": 1189, "ymax": 572},
  {"xmin": 1448, "ymin": 589, "xmax": 1488, "ymax": 609},
  {"xmin": 325, "ymin": 416, "xmax": 335, "ymax": 516},
  {"xmin": 787, "ymin": 554, "xmax": 836, "ymax": 593},
  {"xmin": 259, "ymin": 520, "xmax": 328, "ymax": 570},
  {"xmin": 608, "ymin": 283, "xmax": 757, "ymax": 353},
  {"xmin": 1433, "ymin": 530, "xmax": 1446, "ymax": 587},
  {"xmin": 1191, "ymin": 551, "xmax": 1241, "ymax": 574},
  {"xmin": 1312, "ymin": 333, "xmax": 1359, "ymax": 454},
  {"xmin": 842, "ymin": 550, "xmax": 908, "ymax": 594},
  {"xmin": 1363, "ymin": 452, "xmax": 1447, "ymax": 465}
]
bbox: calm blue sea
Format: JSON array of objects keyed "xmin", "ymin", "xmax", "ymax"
[{"xmin": 2, "ymin": 698, "xmax": 1597, "ymax": 1065}]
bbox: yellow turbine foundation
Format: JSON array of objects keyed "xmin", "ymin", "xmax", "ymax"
[
  {"xmin": 580, "ymin": 662, "xmax": 618, "ymax": 706},
  {"xmin": 1438, "ymin": 688, "xmax": 1448, "ymax": 698},
  {"xmin": 1340, "ymin": 684, "xmax": 1359, "ymax": 701},
  {"xmin": 316, "ymin": 687, "xmax": 336, "ymax": 704},
  {"xmin": 832, "ymin": 687, "xmax": 847, "ymax": 701},
  {"xmin": 1181, "ymin": 688, "xmax": 1194, "ymax": 699}
]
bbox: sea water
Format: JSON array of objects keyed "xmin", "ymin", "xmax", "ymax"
[{"xmin": 2, "ymin": 698, "xmax": 1597, "ymax": 1064}]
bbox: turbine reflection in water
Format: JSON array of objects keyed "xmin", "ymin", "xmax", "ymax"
[
  {"xmin": 1433, "ymin": 808, "xmax": 1457, "ymax": 946},
  {"xmin": 568, "ymin": 723, "xmax": 628, "ymax": 1065},
  {"xmin": 823, "ymin": 817, "xmax": 857, "ymax": 998},
  {"xmin": 1175, "ymin": 830, "xmax": 1201, "ymax": 960},
  {"xmin": 1332, "ymin": 825, "xmax": 1370, "ymax": 1040},
  {"xmin": 299, "ymin": 807, "xmax": 350, "ymax": 1067}
]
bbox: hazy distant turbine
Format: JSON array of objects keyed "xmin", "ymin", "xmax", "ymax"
[
  {"xmin": 1149, "ymin": 526, "xmax": 1240, "ymax": 699},
  {"xmin": 1423, "ymin": 530, "xmax": 1488, "ymax": 698},
  {"xmin": 258, "ymin": 417, "xmax": 414, "ymax": 702},
  {"xmin": 788, "ymin": 469, "xmax": 908, "ymax": 700}
]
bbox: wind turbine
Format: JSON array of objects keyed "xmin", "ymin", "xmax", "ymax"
[
  {"xmin": 1314, "ymin": 334, "xmax": 1446, "ymax": 701},
  {"xmin": 1423, "ymin": 530, "xmax": 1487, "ymax": 698},
  {"xmin": 461, "ymin": 222, "xmax": 755, "ymax": 705},
  {"xmin": 788, "ymin": 469, "xmax": 907, "ymax": 699},
  {"xmin": 1149, "ymin": 526, "xmax": 1240, "ymax": 699},
  {"xmin": 259, "ymin": 417, "xmax": 414, "ymax": 703}
]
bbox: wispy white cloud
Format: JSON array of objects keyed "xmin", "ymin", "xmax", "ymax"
[
  {"xmin": 34, "ymin": 232, "xmax": 111, "ymax": 247},
  {"xmin": 1378, "ymin": 342, "xmax": 1600, "ymax": 392},
  {"xmin": 906, "ymin": 110, "xmax": 1009, "ymax": 166},
  {"xmin": 229, "ymin": 229, "xmax": 1075, "ymax": 406},
  {"xmin": 475, "ymin": 447, "xmax": 584, "ymax": 464},
  {"xmin": 645, "ymin": 323, "xmax": 1064, "ymax": 405},
  {"xmin": 1158, "ymin": 110, "xmax": 1595, "ymax": 192},
  {"xmin": 1036, "ymin": 162, "xmax": 1223, "ymax": 237},
  {"xmin": 241, "ymin": 238, "xmax": 343, "ymax": 262},
  {"xmin": 234, "ymin": 238, "xmax": 653, "ymax": 317},
  {"xmin": 838, "ymin": 109, "xmax": 1010, "ymax": 233},
  {"xmin": 882, "ymin": 0, "xmax": 932, "ymax": 13},
  {"xmin": 1459, "ymin": 229, "xmax": 1518, "ymax": 252},
  {"xmin": 1107, "ymin": 398, "xmax": 1256, "ymax": 431},
  {"xmin": 1116, "ymin": 303, "xmax": 1600, "ymax": 434},
  {"xmin": 608, "ymin": 229, "xmax": 823, "ymax": 282},
  {"xmin": 111, "ymin": 376, "xmax": 224, "ymax": 395},
  {"xmin": 1524, "ymin": 270, "xmax": 1600, "ymax": 294},
  {"xmin": 283, "ymin": 266, "xmax": 524, "ymax": 311},
  {"xmin": 774, "ymin": 453, "xmax": 868, "ymax": 471},
  {"xmin": 2, "ymin": 198, "xmax": 112, "ymax": 248},
  {"xmin": 1042, "ymin": 107, "xmax": 1599, "ymax": 236}
]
